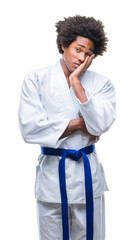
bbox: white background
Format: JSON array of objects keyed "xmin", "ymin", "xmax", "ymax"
[{"xmin": 0, "ymin": 0, "xmax": 134, "ymax": 239}]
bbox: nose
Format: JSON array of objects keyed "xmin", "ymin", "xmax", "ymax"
[{"xmin": 78, "ymin": 53, "xmax": 86, "ymax": 63}]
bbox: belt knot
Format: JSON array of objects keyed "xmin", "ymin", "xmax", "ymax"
[{"xmin": 66, "ymin": 149, "xmax": 82, "ymax": 160}]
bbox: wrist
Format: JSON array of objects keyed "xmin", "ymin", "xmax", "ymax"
[
  {"xmin": 71, "ymin": 81, "xmax": 88, "ymax": 103},
  {"xmin": 75, "ymin": 117, "xmax": 84, "ymax": 131},
  {"xmin": 69, "ymin": 118, "xmax": 84, "ymax": 132},
  {"xmin": 69, "ymin": 72, "xmax": 79, "ymax": 83},
  {"xmin": 70, "ymin": 76, "xmax": 80, "ymax": 86}
]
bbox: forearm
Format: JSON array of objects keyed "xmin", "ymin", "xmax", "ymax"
[
  {"xmin": 70, "ymin": 78, "xmax": 88, "ymax": 103},
  {"xmin": 59, "ymin": 117, "xmax": 97, "ymax": 139},
  {"xmin": 59, "ymin": 118, "xmax": 82, "ymax": 139}
]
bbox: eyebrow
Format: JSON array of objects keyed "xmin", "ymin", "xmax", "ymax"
[{"xmin": 77, "ymin": 44, "xmax": 94, "ymax": 53}]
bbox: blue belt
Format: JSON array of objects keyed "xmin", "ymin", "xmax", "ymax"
[{"xmin": 41, "ymin": 145, "xmax": 95, "ymax": 240}]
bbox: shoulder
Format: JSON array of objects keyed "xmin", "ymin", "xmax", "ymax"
[
  {"xmin": 85, "ymin": 70, "xmax": 110, "ymax": 83},
  {"xmin": 82, "ymin": 70, "xmax": 114, "ymax": 90},
  {"xmin": 23, "ymin": 59, "xmax": 61, "ymax": 87},
  {"xmin": 25, "ymin": 65, "xmax": 52, "ymax": 82}
]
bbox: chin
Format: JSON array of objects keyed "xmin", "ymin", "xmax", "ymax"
[{"xmin": 68, "ymin": 66, "xmax": 73, "ymax": 73}]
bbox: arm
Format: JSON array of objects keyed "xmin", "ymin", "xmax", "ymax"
[
  {"xmin": 18, "ymin": 72, "xmax": 70, "ymax": 148},
  {"xmin": 59, "ymin": 117, "xmax": 98, "ymax": 140},
  {"xmin": 69, "ymin": 56, "xmax": 116, "ymax": 136},
  {"xmin": 76, "ymin": 80, "xmax": 116, "ymax": 136}
]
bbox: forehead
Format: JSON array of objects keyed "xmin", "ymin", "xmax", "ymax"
[{"xmin": 73, "ymin": 36, "xmax": 95, "ymax": 51}]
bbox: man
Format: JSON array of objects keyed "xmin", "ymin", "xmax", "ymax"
[{"xmin": 18, "ymin": 15, "xmax": 116, "ymax": 240}]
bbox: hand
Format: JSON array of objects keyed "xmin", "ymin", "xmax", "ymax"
[
  {"xmin": 79, "ymin": 117, "xmax": 100, "ymax": 141},
  {"xmin": 68, "ymin": 54, "xmax": 95, "ymax": 103},
  {"xmin": 70, "ymin": 54, "xmax": 95, "ymax": 82}
]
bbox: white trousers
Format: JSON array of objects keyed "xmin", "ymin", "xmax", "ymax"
[{"xmin": 36, "ymin": 195, "xmax": 105, "ymax": 240}]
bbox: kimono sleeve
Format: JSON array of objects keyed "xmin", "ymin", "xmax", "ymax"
[
  {"xmin": 18, "ymin": 72, "xmax": 70, "ymax": 148},
  {"xmin": 76, "ymin": 79, "xmax": 116, "ymax": 136}
]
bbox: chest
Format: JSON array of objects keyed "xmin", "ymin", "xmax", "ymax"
[{"xmin": 39, "ymin": 71, "xmax": 81, "ymax": 119}]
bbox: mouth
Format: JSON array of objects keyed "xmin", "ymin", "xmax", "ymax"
[{"xmin": 74, "ymin": 63, "xmax": 80, "ymax": 68}]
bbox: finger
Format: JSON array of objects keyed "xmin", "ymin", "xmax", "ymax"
[
  {"xmin": 83, "ymin": 56, "xmax": 92, "ymax": 69},
  {"xmin": 79, "ymin": 55, "xmax": 91, "ymax": 70},
  {"xmin": 80, "ymin": 56, "xmax": 89, "ymax": 69},
  {"xmin": 82, "ymin": 56, "xmax": 90, "ymax": 70},
  {"xmin": 86, "ymin": 54, "xmax": 95, "ymax": 68},
  {"xmin": 75, "ymin": 57, "xmax": 89, "ymax": 72}
]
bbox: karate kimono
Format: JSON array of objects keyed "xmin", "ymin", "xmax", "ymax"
[{"xmin": 18, "ymin": 59, "xmax": 116, "ymax": 240}]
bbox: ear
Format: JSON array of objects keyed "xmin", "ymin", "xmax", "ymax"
[{"xmin": 61, "ymin": 45, "xmax": 66, "ymax": 52}]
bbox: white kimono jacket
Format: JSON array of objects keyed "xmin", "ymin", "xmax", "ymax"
[{"xmin": 18, "ymin": 59, "xmax": 116, "ymax": 204}]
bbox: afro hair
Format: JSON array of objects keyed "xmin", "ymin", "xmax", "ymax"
[{"xmin": 55, "ymin": 15, "xmax": 108, "ymax": 57}]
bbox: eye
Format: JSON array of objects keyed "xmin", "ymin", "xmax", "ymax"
[{"xmin": 76, "ymin": 48, "xmax": 81, "ymax": 53}]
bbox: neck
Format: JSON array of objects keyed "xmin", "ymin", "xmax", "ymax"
[{"xmin": 61, "ymin": 57, "xmax": 71, "ymax": 88}]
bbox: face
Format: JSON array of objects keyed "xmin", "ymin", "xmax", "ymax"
[{"xmin": 61, "ymin": 36, "xmax": 95, "ymax": 76}]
